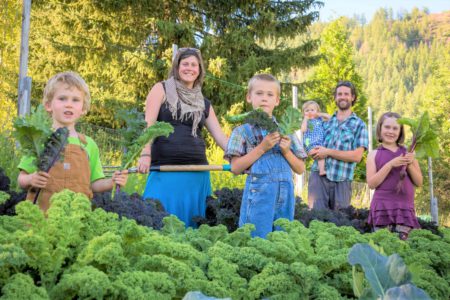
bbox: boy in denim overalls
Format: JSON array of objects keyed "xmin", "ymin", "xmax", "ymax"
[{"xmin": 225, "ymin": 74, "xmax": 307, "ymax": 238}]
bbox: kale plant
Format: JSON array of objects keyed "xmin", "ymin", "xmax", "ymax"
[
  {"xmin": 92, "ymin": 191, "xmax": 169, "ymax": 230},
  {"xmin": 0, "ymin": 168, "xmax": 26, "ymax": 216},
  {"xmin": 225, "ymin": 106, "xmax": 302, "ymax": 135}
]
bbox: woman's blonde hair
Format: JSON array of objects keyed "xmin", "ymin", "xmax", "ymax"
[
  {"xmin": 302, "ymin": 100, "xmax": 321, "ymax": 113},
  {"xmin": 43, "ymin": 71, "xmax": 91, "ymax": 112}
]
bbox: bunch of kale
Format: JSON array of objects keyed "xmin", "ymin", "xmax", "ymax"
[
  {"xmin": 92, "ymin": 191, "xmax": 169, "ymax": 230},
  {"xmin": 224, "ymin": 107, "xmax": 301, "ymax": 135}
]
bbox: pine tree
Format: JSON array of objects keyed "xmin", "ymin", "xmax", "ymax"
[{"xmin": 28, "ymin": 0, "xmax": 323, "ymax": 125}]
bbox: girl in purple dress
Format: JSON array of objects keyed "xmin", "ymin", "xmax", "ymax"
[{"xmin": 367, "ymin": 112, "xmax": 423, "ymax": 240}]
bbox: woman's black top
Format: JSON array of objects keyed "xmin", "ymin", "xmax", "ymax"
[{"xmin": 151, "ymin": 84, "xmax": 211, "ymax": 166}]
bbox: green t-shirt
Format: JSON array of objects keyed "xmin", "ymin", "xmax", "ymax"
[{"xmin": 17, "ymin": 135, "xmax": 105, "ymax": 183}]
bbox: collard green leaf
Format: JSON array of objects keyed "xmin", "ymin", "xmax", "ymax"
[
  {"xmin": 398, "ymin": 111, "xmax": 439, "ymax": 158},
  {"xmin": 348, "ymin": 243, "xmax": 395, "ymax": 297},
  {"xmin": 384, "ymin": 284, "xmax": 431, "ymax": 300},
  {"xmin": 397, "ymin": 118, "xmax": 417, "ymax": 131},
  {"xmin": 348, "ymin": 243, "xmax": 429, "ymax": 300},
  {"xmin": 278, "ymin": 107, "xmax": 302, "ymax": 136},
  {"xmin": 13, "ymin": 105, "xmax": 53, "ymax": 160}
]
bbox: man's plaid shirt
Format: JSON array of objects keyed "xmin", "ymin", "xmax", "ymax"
[{"xmin": 311, "ymin": 112, "xmax": 368, "ymax": 182}]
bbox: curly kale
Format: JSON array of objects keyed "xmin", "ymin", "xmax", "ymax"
[
  {"xmin": 224, "ymin": 108, "xmax": 277, "ymax": 132},
  {"xmin": 120, "ymin": 121, "xmax": 174, "ymax": 170},
  {"xmin": 294, "ymin": 201, "xmax": 372, "ymax": 234},
  {"xmin": 193, "ymin": 188, "xmax": 243, "ymax": 232},
  {"xmin": 92, "ymin": 191, "xmax": 169, "ymax": 230},
  {"xmin": 225, "ymin": 107, "xmax": 302, "ymax": 135},
  {"xmin": 0, "ymin": 168, "xmax": 26, "ymax": 216}
]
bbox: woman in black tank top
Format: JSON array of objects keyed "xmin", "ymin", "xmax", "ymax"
[{"xmin": 137, "ymin": 48, "xmax": 228, "ymax": 228}]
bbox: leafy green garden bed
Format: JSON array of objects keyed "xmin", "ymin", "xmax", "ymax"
[{"xmin": 1, "ymin": 188, "xmax": 449, "ymax": 299}]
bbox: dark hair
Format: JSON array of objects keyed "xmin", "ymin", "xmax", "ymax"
[
  {"xmin": 376, "ymin": 112, "xmax": 405, "ymax": 145},
  {"xmin": 334, "ymin": 80, "xmax": 358, "ymax": 106},
  {"xmin": 169, "ymin": 48, "xmax": 205, "ymax": 87}
]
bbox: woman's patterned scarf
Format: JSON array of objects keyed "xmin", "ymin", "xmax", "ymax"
[{"xmin": 165, "ymin": 77, "xmax": 205, "ymax": 137}]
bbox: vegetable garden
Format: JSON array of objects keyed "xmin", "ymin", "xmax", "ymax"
[
  {"xmin": 2, "ymin": 1, "xmax": 449, "ymax": 298},
  {"xmin": 1, "ymin": 98, "xmax": 449, "ymax": 299}
]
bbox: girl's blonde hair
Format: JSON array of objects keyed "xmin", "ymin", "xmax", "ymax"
[
  {"xmin": 302, "ymin": 100, "xmax": 321, "ymax": 113},
  {"xmin": 43, "ymin": 71, "xmax": 91, "ymax": 112}
]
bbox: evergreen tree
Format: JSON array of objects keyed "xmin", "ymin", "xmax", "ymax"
[
  {"xmin": 304, "ymin": 18, "xmax": 367, "ymax": 119},
  {"xmin": 0, "ymin": 0, "xmax": 21, "ymax": 129},
  {"xmin": 28, "ymin": 0, "xmax": 323, "ymax": 126}
]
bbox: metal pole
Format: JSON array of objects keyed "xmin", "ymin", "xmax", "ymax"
[
  {"xmin": 172, "ymin": 44, "xmax": 178, "ymax": 61},
  {"xmin": 292, "ymin": 85, "xmax": 303, "ymax": 197},
  {"xmin": 17, "ymin": 0, "xmax": 31, "ymax": 116},
  {"xmin": 367, "ymin": 107, "xmax": 374, "ymax": 204},
  {"xmin": 428, "ymin": 157, "xmax": 438, "ymax": 225}
]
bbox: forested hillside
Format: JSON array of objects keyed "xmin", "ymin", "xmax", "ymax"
[{"xmin": 291, "ymin": 8, "xmax": 449, "ymax": 221}]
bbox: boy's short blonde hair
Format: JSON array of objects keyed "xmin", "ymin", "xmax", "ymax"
[
  {"xmin": 43, "ymin": 71, "xmax": 91, "ymax": 112},
  {"xmin": 247, "ymin": 74, "xmax": 280, "ymax": 96},
  {"xmin": 302, "ymin": 100, "xmax": 321, "ymax": 113}
]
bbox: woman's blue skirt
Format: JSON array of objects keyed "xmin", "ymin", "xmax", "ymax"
[{"xmin": 142, "ymin": 171, "xmax": 211, "ymax": 228}]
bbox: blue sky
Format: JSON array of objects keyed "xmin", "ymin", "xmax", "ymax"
[{"xmin": 318, "ymin": 0, "xmax": 450, "ymax": 22}]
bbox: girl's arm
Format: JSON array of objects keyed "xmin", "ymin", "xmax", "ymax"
[
  {"xmin": 279, "ymin": 136, "xmax": 305, "ymax": 174},
  {"xmin": 300, "ymin": 118, "xmax": 308, "ymax": 133},
  {"xmin": 230, "ymin": 132, "xmax": 280, "ymax": 175},
  {"xmin": 205, "ymin": 105, "xmax": 229, "ymax": 151},
  {"xmin": 137, "ymin": 83, "xmax": 165, "ymax": 173},
  {"xmin": 366, "ymin": 150, "xmax": 411, "ymax": 189},
  {"xmin": 405, "ymin": 153, "xmax": 423, "ymax": 187}
]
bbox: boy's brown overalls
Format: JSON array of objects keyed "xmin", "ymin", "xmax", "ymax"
[{"xmin": 26, "ymin": 134, "xmax": 94, "ymax": 212}]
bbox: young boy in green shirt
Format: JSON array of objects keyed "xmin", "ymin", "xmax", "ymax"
[{"xmin": 17, "ymin": 71, "xmax": 127, "ymax": 212}]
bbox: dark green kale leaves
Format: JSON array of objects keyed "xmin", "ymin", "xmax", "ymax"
[{"xmin": 14, "ymin": 105, "xmax": 70, "ymax": 204}]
